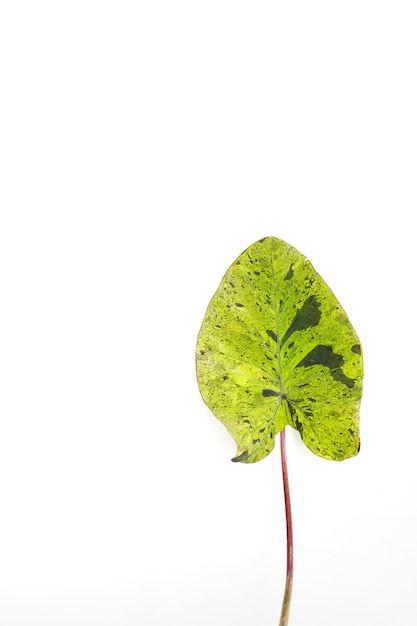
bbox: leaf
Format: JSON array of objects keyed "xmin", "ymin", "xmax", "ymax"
[{"xmin": 196, "ymin": 237, "xmax": 363, "ymax": 463}]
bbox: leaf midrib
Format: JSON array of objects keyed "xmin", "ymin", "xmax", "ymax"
[{"xmin": 270, "ymin": 238, "xmax": 285, "ymax": 395}]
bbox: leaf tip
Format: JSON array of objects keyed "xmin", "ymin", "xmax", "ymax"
[
  {"xmin": 257, "ymin": 235, "xmax": 275, "ymax": 244},
  {"xmin": 231, "ymin": 450, "xmax": 249, "ymax": 463}
]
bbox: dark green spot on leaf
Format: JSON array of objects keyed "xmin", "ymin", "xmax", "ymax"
[
  {"xmin": 296, "ymin": 345, "xmax": 355, "ymax": 388},
  {"xmin": 267, "ymin": 329, "xmax": 278, "ymax": 342},
  {"xmin": 284, "ymin": 265, "xmax": 294, "ymax": 280},
  {"xmin": 232, "ymin": 450, "xmax": 249, "ymax": 463},
  {"xmin": 280, "ymin": 295, "xmax": 321, "ymax": 346},
  {"xmin": 262, "ymin": 389, "xmax": 279, "ymax": 397}
]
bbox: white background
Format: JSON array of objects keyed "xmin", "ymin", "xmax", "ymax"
[{"xmin": 1, "ymin": 2, "xmax": 416, "ymax": 625}]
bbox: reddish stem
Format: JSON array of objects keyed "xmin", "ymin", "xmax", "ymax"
[{"xmin": 279, "ymin": 427, "xmax": 293, "ymax": 626}]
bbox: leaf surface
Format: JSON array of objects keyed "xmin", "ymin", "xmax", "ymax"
[{"xmin": 196, "ymin": 237, "xmax": 363, "ymax": 463}]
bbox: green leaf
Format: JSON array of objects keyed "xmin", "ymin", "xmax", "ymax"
[{"xmin": 196, "ymin": 237, "xmax": 363, "ymax": 463}]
